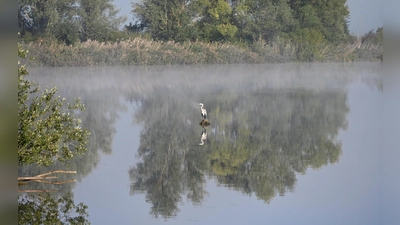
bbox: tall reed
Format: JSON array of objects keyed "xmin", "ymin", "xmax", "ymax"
[{"xmin": 21, "ymin": 37, "xmax": 382, "ymax": 67}]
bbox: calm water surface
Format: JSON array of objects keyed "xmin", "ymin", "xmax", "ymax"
[{"xmin": 21, "ymin": 63, "xmax": 383, "ymax": 224}]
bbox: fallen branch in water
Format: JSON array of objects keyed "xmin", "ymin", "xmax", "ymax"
[
  {"xmin": 18, "ymin": 170, "xmax": 77, "ymax": 182},
  {"xmin": 18, "ymin": 170, "xmax": 77, "ymax": 192},
  {"xmin": 18, "ymin": 189, "xmax": 58, "ymax": 193}
]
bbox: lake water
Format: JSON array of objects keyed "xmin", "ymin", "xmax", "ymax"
[{"xmin": 20, "ymin": 63, "xmax": 384, "ymax": 224}]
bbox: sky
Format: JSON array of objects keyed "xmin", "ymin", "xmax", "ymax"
[
  {"xmin": 346, "ymin": 0, "xmax": 383, "ymax": 35},
  {"xmin": 114, "ymin": 0, "xmax": 383, "ymax": 35}
]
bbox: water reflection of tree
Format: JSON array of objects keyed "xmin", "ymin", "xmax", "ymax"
[
  {"xmin": 18, "ymin": 193, "xmax": 89, "ymax": 224},
  {"xmin": 129, "ymin": 88, "xmax": 209, "ymax": 218},
  {"xmin": 209, "ymin": 89, "xmax": 348, "ymax": 202},
  {"xmin": 129, "ymin": 86, "xmax": 349, "ymax": 215},
  {"xmin": 17, "ymin": 68, "xmax": 127, "ymax": 223},
  {"xmin": 18, "ymin": 87, "xmax": 126, "ymax": 194}
]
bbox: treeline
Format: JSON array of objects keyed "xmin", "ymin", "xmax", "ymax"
[
  {"xmin": 128, "ymin": 0, "xmax": 350, "ymax": 44},
  {"xmin": 18, "ymin": 0, "xmax": 383, "ymax": 64},
  {"xmin": 18, "ymin": 0, "xmax": 126, "ymax": 44}
]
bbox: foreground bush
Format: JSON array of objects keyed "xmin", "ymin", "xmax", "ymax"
[{"xmin": 18, "ymin": 44, "xmax": 90, "ymax": 166}]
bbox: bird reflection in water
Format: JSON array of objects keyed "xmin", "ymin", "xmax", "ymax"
[{"xmin": 198, "ymin": 128, "xmax": 208, "ymax": 146}]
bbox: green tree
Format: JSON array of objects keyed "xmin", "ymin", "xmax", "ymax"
[
  {"xmin": 79, "ymin": 0, "xmax": 126, "ymax": 41},
  {"xmin": 18, "ymin": 0, "xmax": 81, "ymax": 44},
  {"xmin": 18, "ymin": 44, "xmax": 90, "ymax": 166},
  {"xmin": 131, "ymin": 0, "xmax": 199, "ymax": 42},
  {"xmin": 361, "ymin": 27, "xmax": 383, "ymax": 45},
  {"xmin": 18, "ymin": 0, "xmax": 126, "ymax": 43},
  {"xmin": 196, "ymin": 0, "xmax": 238, "ymax": 42},
  {"xmin": 287, "ymin": 0, "xmax": 350, "ymax": 61},
  {"xmin": 289, "ymin": 0, "xmax": 350, "ymax": 43},
  {"xmin": 291, "ymin": 27, "xmax": 325, "ymax": 61},
  {"xmin": 232, "ymin": 0, "xmax": 293, "ymax": 43},
  {"xmin": 376, "ymin": 27, "xmax": 383, "ymax": 45}
]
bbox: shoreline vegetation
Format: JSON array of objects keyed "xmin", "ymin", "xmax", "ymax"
[
  {"xmin": 21, "ymin": 36, "xmax": 382, "ymax": 67},
  {"xmin": 18, "ymin": 0, "xmax": 383, "ymax": 67}
]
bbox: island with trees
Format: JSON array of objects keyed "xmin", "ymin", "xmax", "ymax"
[{"xmin": 18, "ymin": 0, "xmax": 383, "ymax": 66}]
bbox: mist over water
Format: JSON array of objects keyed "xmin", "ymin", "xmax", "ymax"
[
  {"xmin": 28, "ymin": 63, "xmax": 381, "ymax": 108},
  {"xmin": 22, "ymin": 63, "xmax": 383, "ymax": 224}
]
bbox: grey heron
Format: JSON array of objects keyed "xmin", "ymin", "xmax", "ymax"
[{"xmin": 198, "ymin": 103, "xmax": 207, "ymax": 119}]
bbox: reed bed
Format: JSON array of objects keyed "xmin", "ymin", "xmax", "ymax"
[{"xmin": 21, "ymin": 37, "xmax": 382, "ymax": 67}]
